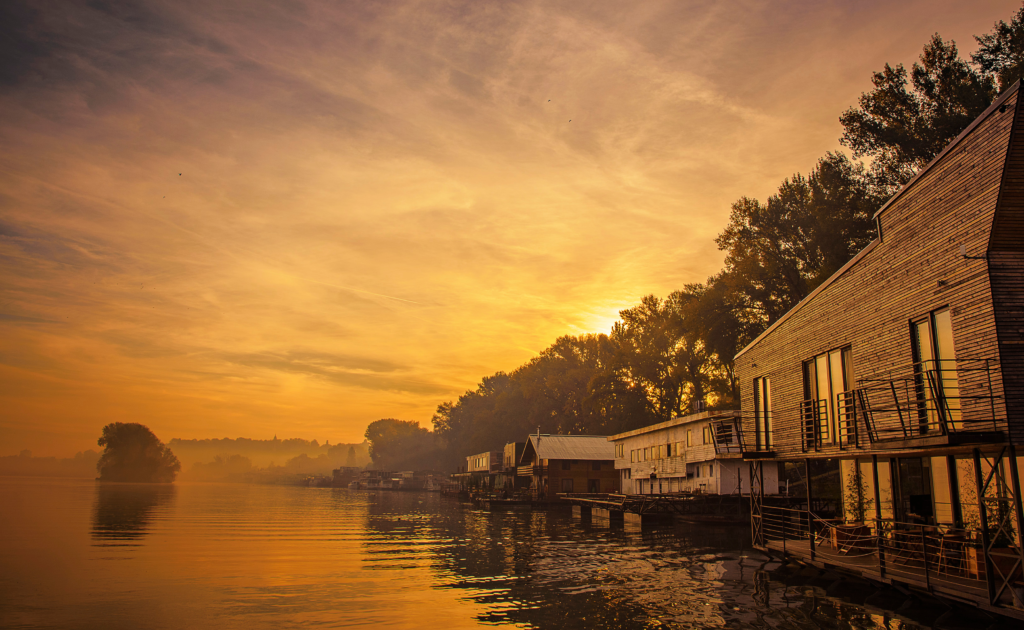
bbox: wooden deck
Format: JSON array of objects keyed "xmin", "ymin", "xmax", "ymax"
[{"xmin": 762, "ymin": 538, "xmax": 1023, "ymax": 620}]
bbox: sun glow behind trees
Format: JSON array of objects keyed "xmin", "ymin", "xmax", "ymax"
[{"xmin": 367, "ymin": 7, "xmax": 1024, "ymax": 471}]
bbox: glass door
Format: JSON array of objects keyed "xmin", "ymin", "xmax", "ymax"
[
  {"xmin": 753, "ymin": 377, "xmax": 773, "ymax": 450},
  {"xmin": 912, "ymin": 308, "xmax": 960, "ymax": 433}
]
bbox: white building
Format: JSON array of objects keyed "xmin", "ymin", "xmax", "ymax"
[{"xmin": 609, "ymin": 410, "xmax": 779, "ymax": 495}]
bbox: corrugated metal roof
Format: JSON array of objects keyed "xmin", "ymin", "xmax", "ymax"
[{"xmin": 523, "ymin": 434, "xmax": 614, "ymax": 462}]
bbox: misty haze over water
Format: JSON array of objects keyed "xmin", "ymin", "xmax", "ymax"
[{"xmin": 0, "ymin": 478, "xmax": 932, "ymax": 629}]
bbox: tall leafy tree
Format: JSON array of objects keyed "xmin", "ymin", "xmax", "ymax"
[
  {"xmin": 973, "ymin": 5, "xmax": 1024, "ymax": 91},
  {"xmin": 840, "ymin": 35, "xmax": 996, "ymax": 193},
  {"xmin": 716, "ymin": 152, "xmax": 881, "ymax": 332},
  {"xmin": 364, "ymin": 418, "xmax": 438, "ymax": 471},
  {"xmin": 97, "ymin": 422, "xmax": 181, "ymax": 483}
]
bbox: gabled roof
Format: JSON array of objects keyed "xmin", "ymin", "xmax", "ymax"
[
  {"xmin": 519, "ymin": 434, "xmax": 613, "ymax": 464},
  {"xmin": 872, "ymin": 81, "xmax": 1020, "ymax": 220}
]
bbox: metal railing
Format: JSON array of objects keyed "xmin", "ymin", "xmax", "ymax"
[
  {"xmin": 760, "ymin": 503, "xmax": 1024, "ymax": 609},
  {"xmin": 856, "ymin": 358, "xmax": 1002, "ymax": 443},
  {"xmin": 738, "ymin": 359, "xmax": 1005, "ymax": 455},
  {"xmin": 710, "ymin": 419, "xmax": 744, "ymax": 454}
]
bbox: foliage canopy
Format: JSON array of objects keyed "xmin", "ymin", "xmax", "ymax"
[{"xmin": 97, "ymin": 422, "xmax": 181, "ymax": 483}]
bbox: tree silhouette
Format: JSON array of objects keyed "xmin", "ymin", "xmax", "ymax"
[
  {"xmin": 840, "ymin": 35, "xmax": 995, "ymax": 193},
  {"xmin": 96, "ymin": 423, "xmax": 181, "ymax": 483}
]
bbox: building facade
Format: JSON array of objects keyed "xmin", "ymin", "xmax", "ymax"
[
  {"xmin": 517, "ymin": 434, "xmax": 618, "ymax": 500},
  {"xmin": 496, "ymin": 442, "xmax": 527, "ymax": 492},
  {"xmin": 736, "ymin": 84, "xmax": 1024, "ymax": 618},
  {"xmin": 610, "ymin": 410, "xmax": 779, "ymax": 495}
]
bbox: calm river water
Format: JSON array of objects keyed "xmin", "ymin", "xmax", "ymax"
[{"xmin": 0, "ymin": 477, "xmax": 957, "ymax": 629}]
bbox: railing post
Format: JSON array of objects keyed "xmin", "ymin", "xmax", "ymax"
[
  {"xmin": 806, "ymin": 458, "xmax": 815, "ymax": 561},
  {"xmin": 876, "ymin": 518, "xmax": 886, "ymax": 578},
  {"xmin": 781, "ymin": 508, "xmax": 787, "ymax": 555},
  {"xmin": 857, "ymin": 389, "xmax": 876, "ymax": 443},
  {"xmin": 928, "ymin": 370, "xmax": 950, "ymax": 436},
  {"xmin": 889, "ymin": 379, "xmax": 908, "ymax": 438},
  {"xmin": 920, "ymin": 525, "xmax": 931, "ymax": 591}
]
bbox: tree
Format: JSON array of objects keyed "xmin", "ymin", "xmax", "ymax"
[
  {"xmin": 973, "ymin": 5, "xmax": 1024, "ymax": 91},
  {"xmin": 840, "ymin": 35, "xmax": 996, "ymax": 193},
  {"xmin": 364, "ymin": 418, "xmax": 438, "ymax": 470},
  {"xmin": 96, "ymin": 422, "xmax": 181, "ymax": 483},
  {"xmin": 715, "ymin": 152, "xmax": 882, "ymax": 332}
]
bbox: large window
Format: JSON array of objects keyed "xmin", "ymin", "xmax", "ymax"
[
  {"xmin": 753, "ymin": 377, "xmax": 772, "ymax": 450},
  {"xmin": 912, "ymin": 307, "xmax": 960, "ymax": 431},
  {"xmin": 803, "ymin": 347, "xmax": 853, "ymax": 445}
]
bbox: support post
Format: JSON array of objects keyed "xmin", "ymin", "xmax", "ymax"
[
  {"xmin": 872, "ymin": 455, "xmax": 885, "ymax": 578},
  {"xmin": 947, "ymin": 454, "xmax": 962, "ymax": 529},
  {"xmin": 749, "ymin": 460, "xmax": 764, "ymax": 548},
  {"xmin": 805, "ymin": 458, "xmax": 815, "ymax": 561},
  {"xmin": 1007, "ymin": 443, "xmax": 1024, "ymax": 607},
  {"xmin": 973, "ymin": 448, "xmax": 996, "ymax": 604}
]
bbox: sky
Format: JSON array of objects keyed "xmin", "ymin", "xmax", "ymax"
[{"xmin": 1, "ymin": 0, "xmax": 1019, "ymax": 456}]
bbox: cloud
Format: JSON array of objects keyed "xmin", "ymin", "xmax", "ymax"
[{"xmin": 0, "ymin": 0, "xmax": 1013, "ymax": 455}]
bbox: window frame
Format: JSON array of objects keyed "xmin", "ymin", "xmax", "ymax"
[{"xmin": 802, "ymin": 345, "xmax": 853, "ymax": 445}]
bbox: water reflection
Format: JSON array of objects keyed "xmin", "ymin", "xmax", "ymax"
[
  {"xmin": 91, "ymin": 482, "xmax": 176, "ymax": 546},
  {"xmin": 356, "ymin": 493, "xmax": 941, "ymax": 629},
  {"xmin": 4, "ymin": 481, "xmax": 1002, "ymax": 628}
]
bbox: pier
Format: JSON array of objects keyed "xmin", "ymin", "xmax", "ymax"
[{"xmin": 560, "ymin": 492, "xmax": 753, "ymax": 525}]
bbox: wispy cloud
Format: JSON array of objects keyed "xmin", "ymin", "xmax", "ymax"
[{"xmin": 0, "ymin": 0, "xmax": 1014, "ymax": 455}]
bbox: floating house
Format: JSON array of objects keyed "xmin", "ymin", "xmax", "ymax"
[
  {"xmin": 496, "ymin": 441, "xmax": 527, "ymax": 492},
  {"xmin": 736, "ymin": 83, "xmax": 1024, "ymax": 618},
  {"xmin": 452, "ymin": 450, "xmax": 502, "ymax": 491},
  {"xmin": 517, "ymin": 434, "xmax": 618, "ymax": 500},
  {"xmin": 609, "ymin": 410, "xmax": 779, "ymax": 495}
]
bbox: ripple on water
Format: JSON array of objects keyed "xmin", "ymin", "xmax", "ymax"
[{"xmin": 0, "ymin": 478, "xmax": 947, "ymax": 629}]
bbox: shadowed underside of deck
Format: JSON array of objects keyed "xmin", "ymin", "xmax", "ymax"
[{"xmin": 761, "ymin": 538, "xmax": 1023, "ymax": 620}]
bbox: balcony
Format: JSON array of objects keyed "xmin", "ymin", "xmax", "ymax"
[
  {"xmin": 746, "ymin": 359, "xmax": 1005, "ymax": 455},
  {"xmin": 851, "ymin": 358, "xmax": 1003, "ymax": 448},
  {"xmin": 517, "ymin": 464, "xmax": 542, "ymax": 477},
  {"xmin": 757, "ymin": 501, "xmax": 1024, "ymax": 619}
]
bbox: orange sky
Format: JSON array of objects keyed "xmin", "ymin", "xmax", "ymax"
[{"xmin": 1, "ymin": 0, "xmax": 1019, "ymax": 456}]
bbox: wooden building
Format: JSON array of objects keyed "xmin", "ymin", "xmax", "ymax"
[
  {"xmin": 517, "ymin": 434, "xmax": 618, "ymax": 501},
  {"xmin": 459, "ymin": 450, "xmax": 502, "ymax": 490},
  {"xmin": 735, "ymin": 83, "xmax": 1024, "ymax": 619},
  {"xmin": 496, "ymin": 441, "xmax": 527, "ymax": 492},
  {"xmin": 609, "ymin": 410, "xmax": 779, "ymax": 495}
]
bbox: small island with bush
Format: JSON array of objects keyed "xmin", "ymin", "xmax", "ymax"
[{"xmin": 96, "ymin": 423, "xmax": 181, "ymax": 483}]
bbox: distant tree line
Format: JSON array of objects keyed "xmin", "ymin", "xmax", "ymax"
[
  {"xmin": 365, "ymin": 7, "xmax": 1024, "ymax": 472},
  {"xmin": 0, "ymin": 449, "xmax": 100, "ymax": 478},
  {"xmin": 168, "ymin": 436, "xmax": 370, "ymax": 470}
]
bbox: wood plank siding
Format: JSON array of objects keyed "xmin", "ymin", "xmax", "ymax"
[{"xmin": 735, "ymin": 84, "xmax": 1024, "ymax": 460}]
